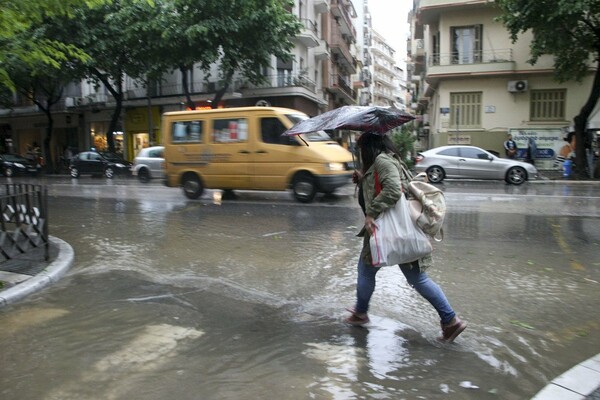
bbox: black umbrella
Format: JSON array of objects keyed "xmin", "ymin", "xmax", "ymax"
[{"xmin": 283, "ymin": 106, "xmax": 415, "ymax": 135}]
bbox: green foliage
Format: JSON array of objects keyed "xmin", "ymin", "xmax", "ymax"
[
  {"xmin": 0, "ymin": 0, "xmax": 105, "ymax": 91},
  {"xmin": 390, "ymin": 122, "xmax": 417, "ymax": 166},
  {"xmin": 495, "ymin": 0, "xmax": 600, "ymax": 83}
]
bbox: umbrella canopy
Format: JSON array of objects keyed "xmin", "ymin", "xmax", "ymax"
[{"xmin": 283, "ymin": 106, "xmax": 415, "ymax": 135}]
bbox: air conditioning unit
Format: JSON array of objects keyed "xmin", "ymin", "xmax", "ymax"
[{"xmin": 508, "ymin": 80, "xmax": 528, "ymax": 93}]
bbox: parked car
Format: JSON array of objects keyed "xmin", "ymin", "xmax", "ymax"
[
  {"xmin": 0, "ymin": 154, "xmax": 42, "ymax": 177},
  {"xmin": 132, "ymin": 146, "xmax": 165, "ymax": 183},
  {"xmin": 414, "ymin": 145, "xmax": 539, "ymax": 185},
  {"xmin": 69, "ymin": 151, "xmax": 132, "ymax": 179}
]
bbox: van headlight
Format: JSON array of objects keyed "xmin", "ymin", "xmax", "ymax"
[{"xmin": 326, "ymin": 162, "xmax": 345, "ymax": 172}]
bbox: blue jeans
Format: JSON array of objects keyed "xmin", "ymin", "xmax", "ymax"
[{"xmin": 354, "ymin": 256, "xmax": 456, "ymax": 325}]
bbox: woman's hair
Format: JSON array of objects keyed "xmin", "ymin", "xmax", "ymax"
[{"xmin": 357, "ymin": 132, "xmax": 400, "ymax": 173}]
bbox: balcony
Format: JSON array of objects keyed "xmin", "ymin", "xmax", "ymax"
[
  {"xmin": 313, "ymin": 39, "xmax": 329, "ymax": 61},
  {"xmin": 427, "ymin": 49, "xmax": 515, "ymax": 78},
  {"xmin": 418, "ymin": 0, "xmax": 490, "ymax": 24},
  {"xmin": 330, "ymin": 0, "xmax": 357, "ymax": 39},
  {"xmin": 314, "ymin": 0, "xmax": 329, "ymax": 14},
  {"xmin": 329, "ymin": 32, "xmax": 357, "ymax": 73},
  {"xmin": 326, "ymin": 73, "xmax": 356, "ymax": 104},
  {"xmin": 294, "ymin": 19, "xmax": 320, "ymax": 48}
]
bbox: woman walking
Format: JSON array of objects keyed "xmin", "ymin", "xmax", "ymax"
[{"xmin": 345, "ymin": 132, "xmax": 467, "ymax": 342}]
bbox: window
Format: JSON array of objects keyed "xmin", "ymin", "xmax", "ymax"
[
  {"xmin": 450, "ymin": 92, "xmax": 482, "ymax": 128},
  {"xmin": 451, "ymin": 25, "xmax": 482, "ymax": 64},
  {"xmin": 438, "ymin": 148, "xmax": 460, "ymax": 157},
  {"xmin": 530, "ymin": 89, "xmax": 566, "ymax": 121},
  {"xmin": 172, "ymin": 121, "xmax": 203, "ymax": 143},
  {"xmin": 261, "ymin": 118, "xmax": 291, "ymax": 145},
  {"xmin": 460, "ymin": 147, "xmax": 489, "ymax": 160},
  {"xmin": 213, "ymin": 118, "xmax": 248, "ymax": 143}
]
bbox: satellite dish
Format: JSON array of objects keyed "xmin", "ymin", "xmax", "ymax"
[{"xmin": 255, "ymin": 100, "xmax": 270, "ymax": 107}]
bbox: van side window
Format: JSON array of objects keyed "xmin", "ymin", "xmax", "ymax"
[
  {"xmin": 260, "ymin": 118, "xmax": 290, "ymax": 145},
  {"xmin": 213, "ymin": 118, "xmax": 248, "ymax": 143},
  {"xmin": 172, "ymin": 121, "xmax": 203, "ymax": 143}
]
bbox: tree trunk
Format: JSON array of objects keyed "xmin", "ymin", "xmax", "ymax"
[
  {"xmin": 42, "ymin": 108, "xmax": 54, "ymax": 174},
  {"xmin": 180, "ymin": 66, "xmax": 194, "ymax": 110},
  {"xmin": 573, "ymin": 60, "xmax": 600, "ymax": 179}
]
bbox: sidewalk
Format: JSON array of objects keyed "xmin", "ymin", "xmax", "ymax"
[{"xmin": 0, "ymin": 236, "xmax": 74, "ymax": 307}]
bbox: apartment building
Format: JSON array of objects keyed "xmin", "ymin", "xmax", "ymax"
[
  {"xmin": 0, "ymin": 0, "xmax": 360, "ymax": 163},
  {"xmin": 408, "ymin": 0, "xmax": 595, "ymax": 167}
]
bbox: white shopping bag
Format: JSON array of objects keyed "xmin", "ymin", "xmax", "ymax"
[{"xmin": 370, "ymin": 195, "xmax": 433, "ymax": 267}]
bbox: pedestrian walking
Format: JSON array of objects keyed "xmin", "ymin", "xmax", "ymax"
[{"xmin": 345, "ymin": 132, "xmax": 467, "ymax": 343}]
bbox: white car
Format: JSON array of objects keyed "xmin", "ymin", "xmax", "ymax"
[
  {"xmin": 132, "ymin": 146, "xmax": 165, "ymax": 183},
  {"xmin": 414, "ymin": 145, "xmax": 539, "ymax": 185}
]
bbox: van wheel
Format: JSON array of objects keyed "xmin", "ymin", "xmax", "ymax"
[
  {"xmin": 292, "ymin": 172, "xmax": 317, "ymax": 203},
  {"xmin": 182, "ymin": 173, "xmax": 204, "ymax": 199}
]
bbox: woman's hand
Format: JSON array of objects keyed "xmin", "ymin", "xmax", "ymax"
[
  {"xmin": 364, "ymin": 215, "xmax": 377, "ymax": 235},
  {"xmin": 352, "ymin": 170, "xmax": 363, "ymax": 184}
]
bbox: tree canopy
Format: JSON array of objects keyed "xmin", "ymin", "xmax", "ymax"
[
  {"xmin": 496, "ymin": 0, "xmax": 600, "ymax": 178},
  {"xmin": 0, "ymin": 0, "xmax": 105, "ymax": 91}
]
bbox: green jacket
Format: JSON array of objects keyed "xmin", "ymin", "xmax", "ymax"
[{"xmin": 358, "ymin": 152, "xmax": 432, "ymax": 270}]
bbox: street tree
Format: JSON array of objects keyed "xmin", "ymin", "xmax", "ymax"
[
  {"xmin": 157, "ymin": 0, "xmax": 302, "ymax": 109},
  {"xmin": 0, "ymin": 0, "xmax": 103, "ymax": 91},
  {"xmin": 52, "ymin": 0, "xmax": 160, "ymax": 152},
  {"xmin": 496, "ymin": 0, "xmax": 600, "ymax": 178}
]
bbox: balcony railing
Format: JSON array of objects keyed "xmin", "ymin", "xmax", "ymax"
[
  {"xmin": 430, "ymin": 49, "xmax": 513, "ymax": 66},
  {"xmin": 328, "ymin": 73, "xmax": 356, "ymax": 100}
]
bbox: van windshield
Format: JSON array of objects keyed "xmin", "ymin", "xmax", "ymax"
[{"xmin": 286, "ymin": 114, "xmax": 335, "ymax": 142}]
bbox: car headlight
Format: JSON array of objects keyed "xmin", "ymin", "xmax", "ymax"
[
  {"xmin": 14, "ymin": 163, "xmax": 24, "ymax": 168},
  {"xmin": 326, "ymin": 162, "xmax": 345, "ymax": 172},
  {"xmin": 115, "ymin": 163, "xmax": 125, "ymax": 168}
]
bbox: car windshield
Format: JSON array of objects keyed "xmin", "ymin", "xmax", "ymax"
[
  {"xmin": 99, "ymin": 152, "xmax": 124, "ymax": 161},
  {"xmin": 286, "ymin": 114, "xmax": 335, "ymax": 142}
]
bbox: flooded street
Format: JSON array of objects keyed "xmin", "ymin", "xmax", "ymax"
[{"xmin": 0, "ymin": 178, "xmax": 599, "ymax": 399}]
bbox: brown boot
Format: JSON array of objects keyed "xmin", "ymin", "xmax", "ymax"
[
  {"xmin": 344, "ymin": 310, "xmax": 369, "ymax": 326},
  {"xmin": 439, "ymin": 317, "xmax": 467, "ymax": 342}
]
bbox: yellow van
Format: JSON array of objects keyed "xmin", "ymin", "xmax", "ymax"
[{"xmin": 163, "ymin": 107, "xmax": 355, "ymax": 202}]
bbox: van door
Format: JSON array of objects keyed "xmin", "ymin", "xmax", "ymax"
[
  {"xmin": 206, "ymin": 117, "xmax": 254, "ymax": 189},
  {"xmin": 252, "ymin": 116, "xmax": 300, "ymax": 190}
]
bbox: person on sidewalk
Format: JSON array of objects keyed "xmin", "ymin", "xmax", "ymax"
[
  {"xmin": 504, "ymin": 134, "xmax": 518, "ymax": 159},
  {"xmin": 344, "ymin": 132, "xmax": 467, "ymax": 343}
]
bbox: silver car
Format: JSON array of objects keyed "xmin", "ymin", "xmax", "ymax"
[
  {"xmin": 414, "ymin": 145, "xmax": 538, "ymax": 185},
  {"xmin": 132, "ymin": 146, "xmax": 165, "ymax": 183}
]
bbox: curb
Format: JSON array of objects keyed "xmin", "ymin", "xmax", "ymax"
[
  {"xmin": 0, "ymin": 236, "xmax": 74, "ymax": 308},
  {"xmin": 532, "ymin": 354, "xmax": 600, "ymax": 399}
]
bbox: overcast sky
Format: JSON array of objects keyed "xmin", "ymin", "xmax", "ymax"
[{"xmin": 367, "ymin": 0, "xmax": 413, "ymax": 67}]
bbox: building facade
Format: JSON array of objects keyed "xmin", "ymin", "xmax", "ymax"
[
  {"xmin": 408, "ymin": 0, "xmax": 596, "ymax": 167},
  {"xmin": 0, "ymin": 0, "xmax": 361, "ymax": 165}
]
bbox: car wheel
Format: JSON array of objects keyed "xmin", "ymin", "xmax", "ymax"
[
  {"xmin": 292, "ymin": 172, "xmax": 317, "ymax": 203},
  {"xmin": 182, "ymin": 173, "xmax": 204, "ymax": 199},
  {"xmin": 70, "ymin": 167, "xmax": 80, "ymax": 178},
  {"xmin": 426, "ymin": 166, "xmax": 445, "ymax": 183},
  {"xmin": 5, "ymin": 167, "xmax": 14, "ymax": 177},
  {"xmin": 506, "ymin": 166, "xmax": 526, "ymax": 185},
  {"xmin": 104, "ymin": 167, "xmax": 115, "ymax": 179},
  {"xmin": 138, "ymin": 168, "xmax": 150, "ymax": 183}
]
